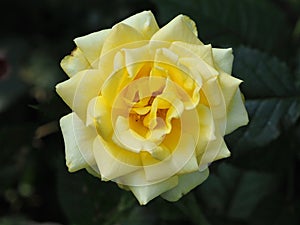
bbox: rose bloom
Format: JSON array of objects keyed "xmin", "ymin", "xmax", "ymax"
[{"xmin": 56, "ymin": 11, "xmax": 248, "ymax": 205}]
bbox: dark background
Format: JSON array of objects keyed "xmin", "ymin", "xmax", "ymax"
[{"xmin": 1, "ymin": 0, "xmax": 300, "ymax": 224}]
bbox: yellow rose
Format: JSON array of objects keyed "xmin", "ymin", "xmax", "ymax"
[{"xmin": 56, "ymin": 11, "xmax": 248, "ymax": 205}]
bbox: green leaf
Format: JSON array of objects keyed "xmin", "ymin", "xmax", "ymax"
[
  {"xmin": 152, "ymin": 0, "xmax": 290, "ymax": 54},
  {"xmin": 228, "ymin": 98, "xmax": 300, "ymax": 154},
  {"xmin": 198, "ymin": 163, "xmax": 278, "ymax": 221},
  {"xmin": 171, "ymin": 193, "xmax": 211, "ymax": 225},
  {"xmin": 233, "ymin": 46, "xmax": 297, "ymax": 98},
  {"xmin": 226, "ymin": 47, "xmax": 300, "ymax": 157},
  {"xmin": 56, "ymin": 156, "xmax": 136, "ymax": 225},
  {"xmin": 249, "ymin": 194, "xmax": 299, "ymax": 225}
]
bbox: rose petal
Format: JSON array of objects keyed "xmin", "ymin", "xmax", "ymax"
[
  {"xmin": 177, "ymin": 151, "xmax": 199, "ymax": 174},
  {"xmin": 56, "ymin": 69, "xmax": 105, "ymax": 122},
  {"xmin": 129, "ymin": 176, "xmax": 178, "ymax": 205},
  {"xmin": 142, "ymin": 133, "xmax": 197, "ymax": 182},
  {"xmin": 74, "ymin": 29, "xmax": 111, "ymax": 65},
  {"xmin": 225, "ymin": 89, "xmax": 249, "ymax": 134},
  {"xmin": 119, "ymin": 45, "xmax": 153, "ymax": 78},
  {"xmin": 121, "ymin": 11, "xmax": 159, "ymax": 39},
  {"xmin": 217, "ymin": 73, "xmax": 248, "ymax": 133},
  {"xmin": 151, "ymin": 15, "xmax": 202, "ymax": 45},
  {"xmin": 178, "ymin": 57, "xmax": 219, "ymax": 82},
  {"xmin": 101, "ymin": 23, "xmax": 144, "ymax": 55},
  {"xmin": 101, "ymin": 68, "xmax": 132, "ymax": 107},
  {"xmin": 113, "ymin": 116, "xmax": 159, "ymax": 153},
  {"xmin": 213, "ymin": 138, "xmax": 231, "ymax": 160},
  {"xmin": 93, "ymin": 136, "xmax": 141, "ymax": 181},
  {"xmin": 199, "ymin": 136, "xmax": 227, "ymax": 166},
  {"xmin": 201, "ymin": 77, "xmax": 227, "ymax": 123},
  {"xmin": 170, "ymin": 42, "xmax": 214, "ymax": 66},
  {"xmin": 195, "ymin": 104, "xmax": 216, "ymax": 156},
  {"xmin": 60, "ymin": 113, "xmax": 98, "ymax": 173},
  {"xmin": 60, "ymin": 48, "xmax": 90, "ymax": 77},
  {"xmin": 98, "ymin": 40, "xmax": 146, "ymax": 79},
  {"xmin": 212, "ymin": 48, "xmax": 234, "ymax": 74},
  {"xmin": 161, "ymin": 168, "xmax": 209, "ymax": 201},
  {"xmin": 218, "ymin": 72, "xmax": 242, "ymax": 107},
  {"xmin": 86, "ymin": 96, "xmax": 113, "ymax": 140}
]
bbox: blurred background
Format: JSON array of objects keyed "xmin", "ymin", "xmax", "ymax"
[{"xmin": 1, "ymin": 0, "xmax": 300, "ymax": 224}]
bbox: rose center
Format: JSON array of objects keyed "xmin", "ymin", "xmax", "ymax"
[{"xmin": 128, "ymin": 95, "xmax": 169, "ymax": 138}]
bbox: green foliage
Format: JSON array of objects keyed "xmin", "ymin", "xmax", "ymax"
[
  {"xmin": 227, "ymin": 46, "xmax": 300, "ymax": 155},
  {"xmin": 152, "ymin": 0, "xmax": 292, "ymax": 57},
  {"xmin": 56, "ymin": 160, "xmax": 136, "ymax": 225},
  {"xmin": 1, "ymin": 0, "xmax": 300, "ymax": 225},
  {"xmin": 199, "ymin": 163, "xmax": 278, "ymax": 221}
]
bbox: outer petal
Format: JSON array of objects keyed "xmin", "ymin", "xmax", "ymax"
[
  {"xmin": 225, "ymin": 89, "xmax": 249, "ymax": 134},
  {"xmin": 198, "ymin": 136, "xmax": 226, "ymax": 166},
  {"xmin": 217, "ymin": 73, "xmax": 248, "ymax": 133},
  {"xmin": 93, "ymin": 136, "xmax": 141, "ymax": 181},
  {"xmin": 177, "ymin": 152, "xmax": 199, "ymax": 174},
  {"xmin": 213, "ymin": 138, "xmax": 231, "ymax": 160},
  {"xmin": 219, "ymin": 72, "xmax": 242, "ymax": 107},
  {"xmin": 74, "ymin": 29, "xmax": 111, "ymax": 65},
  {"xmin": 161, "ymin": 168, "xmax": 209, "ymax": 201},
  {"xmin": 121, "ymin": 11, "xmax": 159, "ymax": 39},
  {"xmin": 212, "ymin": 48, "xmax": 234, "ymax": 74},
  {"xmin": 56, "ymin": 69, "xmax": 105, "ymax": 122},
  {"xmin": 60, "ymin": 113, "xmax": 98, "ymax": 172},
  {"xmin": 151, "ymin": 15, "xmax": 202, "ymax": 45},
  {"xmin": 60, "ymin": 48, "xmax": 90, "ymax": 77},
  {"xmin": 101, "ymin": 23, "xmax": 144, "ymax": 55},
  {"xmin": 129, "ymin": 176, "xmax": 178, "ymax": 205}
]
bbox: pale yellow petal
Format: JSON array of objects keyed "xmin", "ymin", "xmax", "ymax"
[
  {"xmin": 201, "ymin": 77, "xmax": 222, "ymax": 107},
  {"xmin": 170, "ymin": 42, "xmax": 214, "ymax": 66},
  {"xmin": 101, "ymin": 68, "xmax": 132, "ymax": 106},
  {"xmin": 212, "ymin": 48, "xmax": 234, "ymax": 74},
  {"xmin": 93, "ymin": 136, "xmax": 141, "ymax": 181},
  {"xmin": 152, "ymin": 53, "xmax": 202, "ymax": 109},
  {"xmin": 113, "ymin": 167, "xmax": 152, "ymax": 186},
  {"xmin": 177, "ymin": 152, "xmax": 199, "ymax": 174},
  {"xmin": 56, "ymin": 69, "xmax": 105, "ymax": 122},
  {"xmin": 218, "ymin": 72, "xmax": 242, "ymax": 107},
  {"xmin": 60, "ymin": 113, "xmax": 98, "ymax": 173},
  {"xmin": 112, "ymin": 116, "xmax": 159, "ymax": 153},
  {"xmin": 201, "ymin": 77, "xmax": 227, "ymax": 123},
  {"xmin": 86, "ymin": 96, "xmax": 113, "ymax": 140},
  {"xmin": 198, "ymin": 136, "xmax": 226, "ymax": 166},
  {"xmin": 151, "ymin": 15, "xmax": 202, "ymax": 45},
  {"xmin": 195, "ymin": 104, "xmax": 216, "ymax": 157},
  {"xmin": 101, "ymin": 23, "xmax": 144, "ymax": 55},
  {"xmin": 214, "ymin": 139, "xmax": 231, "ymax": 160},
  {"xmin": 177, "ymin": 57, "xmax": 219, "ymax": 82},
  {"xmin": 225, "ymin": 89, "xmax": 249, "ymax": 134},
  {"xmin": 74, "ymin": 29, "xmax": 110, "ymax": 65},
  {"xmin": 161, "ymin": 169, "xmax": 209, "ymax": 202},
  {"xmin": 86, "ymin": 166, "xmax": 101, "ymax": 178},
  {"xmin": 142, "ymin": 133, "xmax": 197, "ymax": 182},
  {"xmin": 121, "ymin": 11, "xmax": 159, "ymax": 39},
  {"xmin": 60, "ymin": 47, "xmax": 90, "ymax": 77},
  {"xmin": 217, "ymin": 72, "xmax": 248, "ymax": 134},
  {"xmin": 129, "ymin": 176, "xmax": 178, "ymax": 205},
  {"xmin": 98, "ymin": 40, "xmax": 146, "ymax": 80},
  {"xmin": 120, "ymin": 45, "xmax": 152, "ymax": 78}
]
